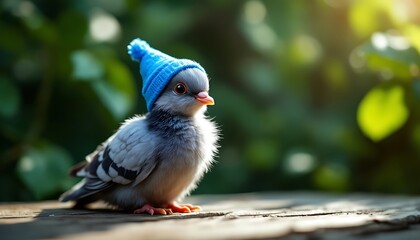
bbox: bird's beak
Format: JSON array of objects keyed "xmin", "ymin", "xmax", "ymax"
[{"xmin": 196, "ymin": 92, "xmax": 215, "ymax": 105}]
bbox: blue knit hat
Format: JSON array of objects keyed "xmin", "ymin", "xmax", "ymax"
[{"xmin": 128, "ymin": 38, "xmax": 206, "ymax": 111}]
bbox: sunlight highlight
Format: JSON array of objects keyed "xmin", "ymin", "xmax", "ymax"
[
  {"xmin": 372, "ymin": 32, "xmax": 411, "ymax": 51},
  {"xmin": 372, "ymin": 33, "xmax": 387, "ymax": 50},
  {"xmin": 243, "ymin": 0, "xmax": 267, "ymax": 25},
  {"xmin": 89, "ymin": 9, "xmax": 121, "ymax": 42},
  {"xmin": 285, "ymin": 152, "xmax": 316, "ymax": 174}
]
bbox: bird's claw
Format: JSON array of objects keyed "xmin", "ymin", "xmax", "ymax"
[
  {"xmin": 133, "ymin": 204, "xmax": 173, "ymax": 215},
  {"xmin": 168, "ymin": 202, "xmax": 202, "ymax": 213},
  {"xmin": 134, "ymin": 202, "xmax": 201, "ymax": 215}
]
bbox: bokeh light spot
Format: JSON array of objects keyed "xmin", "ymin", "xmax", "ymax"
[
  {"xmin": 243, "ymin": 0, "xmax": 267, "ymax": 25},
  {"xmin": 372, "ymin": 32, "xmax": 388, "ymax": 50},
  {"xmin": 89, "ymin": 9, "xmax": 121, "ymax": 42},
  {"xmin": 285, "ymin": 152, "xmax": 316, "ymax": 174}
]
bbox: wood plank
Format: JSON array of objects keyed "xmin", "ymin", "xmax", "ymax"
[{"xmin": 1, "ymin": 192, "xmax": 420, "ymax": 239}]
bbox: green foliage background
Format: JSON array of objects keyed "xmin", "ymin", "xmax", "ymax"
[{"xmin": 1, "ymin": 0, "xmax": 419, "ymax": 201}]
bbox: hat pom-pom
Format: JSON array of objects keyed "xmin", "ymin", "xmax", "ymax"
[{"xmin": 128, "ymin": 38, "xmax": 150, "ymax": 62}]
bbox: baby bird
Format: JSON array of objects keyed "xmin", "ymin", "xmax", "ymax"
[{"xmin": 60, "ymin": 39, "xmax": 219, "ymax": 215}]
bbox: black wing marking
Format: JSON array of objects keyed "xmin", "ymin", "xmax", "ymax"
[{"xmin": 100, "ymin": 147, "xmax": 139, "ymax": 181}]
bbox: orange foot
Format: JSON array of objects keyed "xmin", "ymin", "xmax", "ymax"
[{"xmin": 133, "ymin": 202, "xmax": 202, "ymax": 215}]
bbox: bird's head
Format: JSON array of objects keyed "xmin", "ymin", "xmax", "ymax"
[{"xmin": 153, "ymin": 68, "xmax": 214, "ymax": 117}]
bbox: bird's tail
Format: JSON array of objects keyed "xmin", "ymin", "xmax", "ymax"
[{"xmin": 59, "ymin": 179, "xmax": 89, "ymax": 202}]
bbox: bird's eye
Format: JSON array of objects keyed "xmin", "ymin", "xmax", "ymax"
[{"xmin": 173, "ymin": 83, "xmax": 187, "ymax": 95}]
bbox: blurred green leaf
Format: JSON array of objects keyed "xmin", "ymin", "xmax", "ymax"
[
  {"xmin": 314, "ymin": 164, "xmax": 349, "ymax": 192},
  {"xmin": 71, "ymin": 49, "xmax": 136, "ymax": 120},
  {"xmin": 358, "ymin": 32, "xmax": 420, "ymax": 79},
  {"xmin": 0, "ymin": 76, "xmax": 21, "ymax": 118},
  {"xmin": 402, "ymin": 24, "xmax": 420, "ymax": 53},
  {"xmin": 357, "ymin": 84, "xmax": 409, "ymax": 141},
  {"xmin": 349, "ymin": 0, "xmax": 390, "ymax": 38},
  {"xmin": 16, "ymin": 142, "xmax": 74, "ymax": 200},
  {"xmin": 71, "ymin": 50, "xmax": 104, "ymax": 80},
  {"xmin": 92, "ymin": 58, "xmax": 137, "ymax": 120}
]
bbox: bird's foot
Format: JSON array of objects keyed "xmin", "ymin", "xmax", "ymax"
[
  {"xmin": 133, "ymin": 202, "xmax": 201, "ymax": 215},
  {"xmin": 167, "ymin": 202, "xmax": 202, "ymax": 213},
  {"xmin": 133, "ymin": 204, "xmax": 173, "ymax": 215}
]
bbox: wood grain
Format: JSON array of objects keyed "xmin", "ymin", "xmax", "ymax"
[{"xmin": 1, "ymin": 192, "xmax": 420, "ymax": 239}]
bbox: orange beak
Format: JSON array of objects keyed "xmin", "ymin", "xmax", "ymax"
[{"xmin": 196, "ymin": 92, "xmax": 215, "ymax": 105}]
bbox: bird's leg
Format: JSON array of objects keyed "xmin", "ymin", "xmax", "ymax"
[
  {"xmin": 166, "ymin": 202, "xmax": 202, "ymax": 213},
  {"xmin": 133, "ymin": 204, "xmax": 173, "ymax": 215}
]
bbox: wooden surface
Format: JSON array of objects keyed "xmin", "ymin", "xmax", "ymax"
[{"xmin": 1, "ymin": 192, "xmax": 420, "ymax": 239}]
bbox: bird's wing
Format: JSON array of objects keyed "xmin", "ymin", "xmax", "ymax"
[{"xmin": 60, "ymin": 117, "xmax": 159, "ymax": 202}]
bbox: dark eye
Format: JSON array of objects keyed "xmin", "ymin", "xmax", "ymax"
[{"xmin": 173, "ymin": 83, "xmax": 187, "ymax": 95}]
